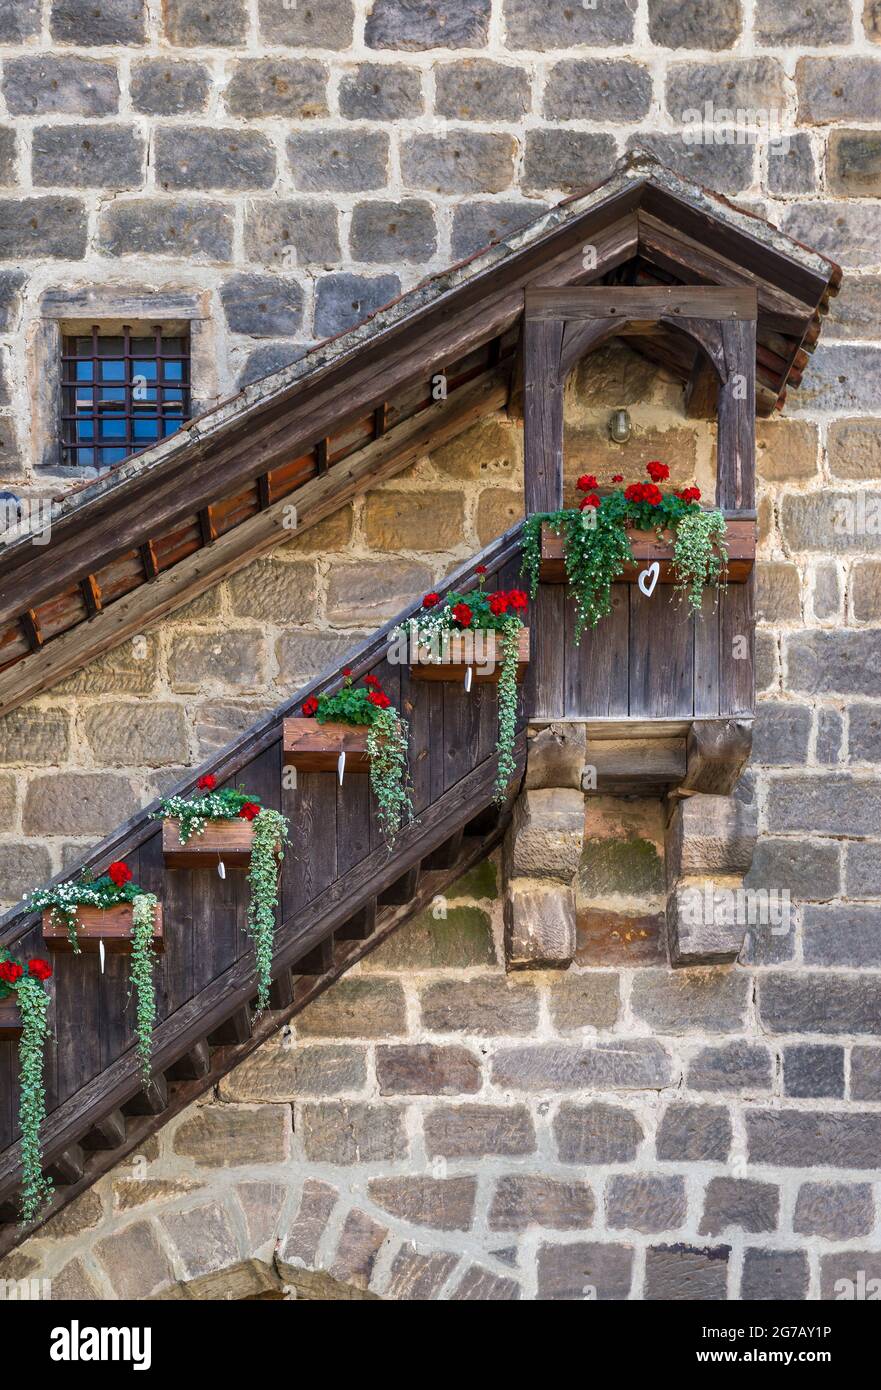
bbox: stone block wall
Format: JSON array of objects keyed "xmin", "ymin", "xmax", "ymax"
[{"xmin": 8, "ymin": 838, "xmax": 881, "ymax": 1301}]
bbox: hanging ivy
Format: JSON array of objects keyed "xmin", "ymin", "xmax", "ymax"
[
  {"xmin": 246, "ymin": 808, "xmax": 290, "ymax": 1013},
  {"xmin": 302, "ymin": 669, "xmax": 414, "ymax": 851},
  {"xmin": 395, "ymin": 567, "xmax": 529, "ymax": 804},
  {"xmin": 129, "ymin": 893, "xmax": 159, "ymax": 1084},
  {"xmin": 154, "ymin": 777, "xmax": 263, "ymax": 844},
  {"xmin": 0, "ymin": 953, "xmax": 53, "ymax": 1224},
  {"xmin": 522, "ymin": 463, "xmax": 727, "ymax": 639}
]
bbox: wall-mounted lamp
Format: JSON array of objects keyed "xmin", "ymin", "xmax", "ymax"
[{"xmin": 608, "ymin": 408, "xmax": 632, "ymax": 444}]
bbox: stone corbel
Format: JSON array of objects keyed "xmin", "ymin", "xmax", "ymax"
[{"xmin": 665, "ymin": 795, "xmax": 758, "ymax": 967}]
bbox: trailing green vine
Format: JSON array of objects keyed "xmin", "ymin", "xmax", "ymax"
[
  {"xmin": 303, "ymin": 670, "xmax": 414, "ymax": 850},
  {"xmin": 246, "ymin": 808, "xmax": 290, "ymax": 1013},
  {"xmin": 0, "ymin": 952, "xmax": 53, "ymax": 1223},
  {"xmin": 392, "ymin": 567, "xmax": 529, "ymax": 804},
  {"xmin": 154, "ymin": 777, "xmax": 289, "ymax": 1012},
  {"xmin": 522, "ymin": 463, "xmax": 727, "ymax": 639},
  {"xmin": 129, "ymin": 893, "xmax": 158, "ymax": 1084}
]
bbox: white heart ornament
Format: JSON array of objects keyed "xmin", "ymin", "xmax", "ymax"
[{"xmin": 638, "ymin": 561, "xmax": 660, "ymax": 598}]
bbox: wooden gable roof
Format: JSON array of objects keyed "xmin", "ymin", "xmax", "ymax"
[{"xmin": 0, "ymin": 149, "xmax": 840, "ymax": 718}]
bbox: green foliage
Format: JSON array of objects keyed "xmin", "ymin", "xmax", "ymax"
[
  {"xmin": 671, "ymin": 507, "xmax": 729, "ymax": 615},
  {"xmin": 494, "ymin": 618, "xmax": 521, "ymax": 803},
  {"xmin": 366, "ymin": 707, "xmax": 414, "ymax": 849},
  {"xmin": 0, "ymin": 953, "xmax": 52, "ymax": 1225},
  {"xmin": 153, "ymin": 786, "xmax": 261, "ymax": 844},
  {"xmin": 246, "ymin": 808, "xmax": 290, "ymax": 1013},
  {"xmin": 310, "ymin": 671, "xmax": 413, "ymax": 850},
  {"xmin": 129, "ymin": 894, "xmax": 158, "ymax": 1085},
  {"xmin": 30, "ymin": 870, "xmax": 142, "ymax": 952},
  {"xmin": 523, "ymin": 494, "xmax": 728, "ymax": 639}
]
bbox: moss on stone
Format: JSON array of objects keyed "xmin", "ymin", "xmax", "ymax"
[
  {"xmin": 363, "ymin": 906, "xmax": 495, "ymax": 970},
  {"xmin": 578, "ymin": 837, "xmax": 664, "ymax": 898},
  {"xmin": 448, "ymin": 858, "xmax": 498, "ymax": 901}
]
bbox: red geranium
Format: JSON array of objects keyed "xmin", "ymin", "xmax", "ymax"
[
  {"xmin": 451, "ymin": 602, "xmax": 472, "ymax": 628},
  {"xmin": 302, "ymin": 696, "xmax": 319, "ymax": 717},
  {"xmin": 475, "ymin": 564, "xmax": 487, "ymax": 576},
  {"xmin": 364, "ymin": 674, "xmax": 382, "ymax": 689},
  {"xmin": 579, "ymin": 494, "xmax": 600, "ymax": 510},
  {"xmin": 507, "ymin": 589, "xmax": 528, "ymax": 611},
  {"xmin": 423, "ymin": 592, "xmax": 440, "ymax": 608},
  {"xmin": 576, "ymin": 474, "xmax": 598, "ymax": 492},
  {"xmin": 197, "ymin": 773, "xmax": 216, "ymax": 792},
  {"xmin": 28, "ymin": 959, "xmax": 52, "ymax": 983},
  {"xmin": 624, "ymin": 481, "xmax": 662, "ymax": 506},
  {"xmin": 646, "ymin": 460, "xmax": 669, "ymax": 482},
  {"xmin": 368, "ymin": 690, "xmax": 391, "ymax": 709},
  {"xmin": 612, "ymin": 474, "xmax": 623, "ymax": 483},
  {"xmin": 0, "ymin": 961, "xmax": 23, "ymax": 985},
  {"xmin": 342, "ymin": 666, "xmax": 352, "ymax": 677},
  {"xmin": 489, "ymin": 591, "xmax": 509, "ymax": 615},
  {"xmin": 108, "ymin": 861, "xmax": 132, "ymax": 888},
  {"xmin": 239, "ymin": 802, "xmax": 261, "ymax": 821}
]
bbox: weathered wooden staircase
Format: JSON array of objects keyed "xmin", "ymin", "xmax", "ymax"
[{"xmin": 0, "ymin": 532, "xmax": 526, "ymax": 1257}]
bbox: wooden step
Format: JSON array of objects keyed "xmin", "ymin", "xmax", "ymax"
[
  {"xmin": 294, "ymin": 937, "xmax": 335, "ymax": 975},
  {"xmin": 379, "ymin": 864, "xmax": 421, "ymax": 906},
  {"xmin": 123, "ymin": 1075, "xmax": 168, "ymax": 1117},
  {"xmin": 423, "ymin": 829, "xmax": 465, "ymax": 870},
  {"xmin": 208, "ymin": 1006, "xmax": 252, "ymax": 1046},
  {"xmin": 165, "ymin": 1040, "xmax": 212, "ymax": 1081},
  {"xmin": 81, "ymin": 1109, "xmax": 126, "ymax": 1151},
  {"xmin": 46, "ymin": 1144, "xmax": 84, "ymax": 1185},
  {"xmin": 336, "ymin": 898, "xmax": 378, "ymax": 941}
]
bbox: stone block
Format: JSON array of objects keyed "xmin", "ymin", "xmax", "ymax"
[
  {"xmin": 0, "ymin": 198, "xmax": 87, "ymax": 260},
  {"xmin": 362, "ymin": 906, "xmax": 495, "ymax": 971},
  {"xmin": 168, "ymin": 631, "xmax": 266, "ymax": 692},
  {"xmin": 606, "ymin": 1176, "xmax": 686, "ymax": 1234},
  {"xmin": 220, "ymin": 1040, "xmax": 367, "ymax": 1100},
  {"xmin": 536, "ymin": 1240, "xmax": 633, "ymax": 1301},
  {"xmin": 631, "ymin": 968, "xmax": 749, "ymax": 1034},
  {"xmin": 783, "ymin": 1044, "xmax": 845, "ymax": 1098},
  {"xmin": 220, "ymin": 274, "xmax": 303, "ymax": 337},
  {"xmin": 364, "ymin": 489, "xmax": 462, "ymax": 550},
  {"xmin": 163, "ymin": 0, "xmax": 247, "ymax": 44},
  {"xmin": 545, "ymin": 60, "xmax": 651, "ymax": 120},
  {"xmin": 760, "ymin": 971, "xmax": 881, "ymax": 1036},
  {"xmin": 299, "ymin": 1102, "xmax": 407, "ymax": 1164},
  {"xmin": 666, "ymin": 877, "xmax": 753, "ymax": 966},
  {"xmin": 244, "ymin": 199, "xmax": 341, "ymax": 269},
  {"xmin": 339, "ymin": 64, "xmax": 423, "ymax": 120},
  {"xmin": 313, "ymin": 272, "xmax": 400, "ymax": 336},
  {"xmin": 277, "ymin": 1180, "xmax": 338, "ymax": 1270},
  {"xmin": 829, "ymin": 130, "xmax": 881, "ymax": 196},
  {"xmin": 375, "ymin": 1044, "xmax": 481, "ymax": 1096},
  {"xmin": 665, "ymin": 795, "xmax": 757, "ymax": 881},
  {"xmin": 451, "ymin": 200, "xmax": 544, "ymax": 259},
  {"xmin": 325, "ymin": 559, "xmax": 432, "ymax": 626},
  {"xmin": 419, "ymin": 977, "xmax": 538, "ymax": 1035},
  {"xmin": 796, "ymin": 57, "xmax": 881, "ymax": 123},
  {"xmin": 506, "ymin": 788, "xmax": 584, "ymax": 882},
  {"xmin": 747, "ymin": 1109, "xmax": 881, "ymax": 1167},
  {"xmin": 436, "ymin": 60, "xmax": 530, "ymax": 120},
  {"xmin": 741, "ymin": 1248, "xmax": 809, "ymax": 1301},
  {"xmin": 767, "ymin": 774, "xmax": 881, "ymax": 835},
  {"xmin": 794, "ymin": 1182, "xmax": 874, "ymax": 1239},
  {"xmin": 172, "ymin": 1105, "xmax": 288, "ymax": 1167},
  {"xmin": 160, "ymin": 1202, "xmax": 241, "ymax": 1279},
  {"xmin": 504, "ymin": 880, "xmax": 576, "ymax": 969},
  {"xmin": 94, "ymin": 1221, "xmax": 174, "ymax": 1299},
  {"xmin": 330, "ymin": 1209, "xmax": 388, "ymax": 1292},
  {"xmin": 81, "ymin": 702, "xmax": 188, "ymax": 767},
  {"xmin": 296, "ymin": 978, "xmax": 406, "ymax": 1038},
  {"xmin": 288, "ymin": 131, "xmax": 388, "ymax": 192},
  {"xmin": 648, "ymin": 0, "xmax": 741, "ymax": 47},
  {"xmin": 224, "ymin": 58, "xmax": 327, "ymax": 119},
  {"xmin": 767, "ymin": 133, "xmax": 818, "ymax": 195},
  {"xmin": 450, "ymin": 1265, "xmax": 520, "ymax": 1300},
  {"xmin": 0, "ymin": 705, "xmax": 69, "ymax": 764},
  {"xmin": 755, "ymin": 0, "xmax": 850, "ymax": 43},
  {"xmin": 130, "ymin": 60, "xmax": 210, "ymax": 115},
  {"xmin": 475, "ymin": 487, "xmax": 524, "ymax": 544},
  {"xmin": 523, "ymin": 130, "xmax": 618, "ymax": 194},
  {"xmin": 257, "ymin": 0, "xmax": 353, "ymax": 45},
  {"xmin": 23, "ymin": 772, "xmax": 134, "ymax": 835},
  {"xmin": 491, "ymin": 1039, "xmax": 672, "ymax": 1092},
  {"xmin": 3, "ymin": 56, "xmax": 119, "ymax": 115},
  {"xmin": 349, "ymin": 200, "xmax": 437, "ymax": 263},
  {"xmin": 756, "ymin": 562, "xmax": 801, "ymax": 621},
  {"xmin": 384, "ymin": 1245, "xmax": 458, "ymax": 1300},
  {"xmin": 367, "ymin": 1176, "xmax": 476, "ymax": 1231},
  {"xmin": 504, "ymin": 0, "xmax": 636, "ymax": 47},
  {"xmin": 699, "ymin": 1178, "xmax": 779, "ymax": 1235},
  {"xmin": 423, "ymin": 1104, "xmax": 536, "ymax": 1159},
  {"xmin": 656, "ymin": 1104, "xmax": 731, "ymax": 1162},
  {"xmin": 645, "ymin": 1245, "xmax": 729, "ymax": 1300},
  {"xmin": 156, "ymin": 127, "xmax": 276, "ymax": 192},
  {"xmin": 99, "ymin": 199, "xmax": 234, "ymax": 262},
  {"xmin": 547, "ymin": 971, "xmax": 620, "ymax": 1032},
  {"xmin": 401, "ymin": 132, "xmax": 515, "ymax": 194},
  {"xmin": 0, "ymin": 0, "xmax": 39, "ymax": 40},
  {"xmin": 226, "ymin": 558, "xmax": 316, "ymax": 622},
  {"xmin": 366, "ymin": 0, "xmax": 491, "ymax": 50},
  {"xmin": 686, "ymin": 1042, "xmax": 773, "ymax": 1094},
  {"xmin": 488, "ymin": 1175, "xmax": 594, "ymax": 1232},
  {"xmin": 554, "ymin": 1102, "xmax": 643, "ymax": 1164},
  {"xmin": 575, "ymin": 909, "xmax": 666, "ymax": 967}
]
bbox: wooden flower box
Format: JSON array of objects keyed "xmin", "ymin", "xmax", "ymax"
[
  {"xmin": 283, "ymin": 718, "xmax": 371, "ymax": 773},
  {"xmin": 162, "ymin": 817, "xmax": 257, "ymax": 870},
  {"xmin": 538, "ymin": 520, "xmax": 755, "ymax": 585},
  {"xmin": 409, "ymin": 627, "xmax": 530, "ymax": 683},
  {"xmin": 0, "ymin": 996, "xmax": 22, "ymax": 1041},
  {"xmin": 42, "ymin": 904, "xmax": 165, "ymax": 954}
]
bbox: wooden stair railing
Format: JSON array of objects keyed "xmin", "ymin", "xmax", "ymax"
[{"xmin": 0, "ymin": 527, "xmax": 527, "ymax": 1257}]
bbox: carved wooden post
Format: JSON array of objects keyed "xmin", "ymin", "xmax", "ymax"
[
  {"xmin": 523, "ymin": 308, "xmax": 564, "ymax": 514},
  {"xmin": 716, "ymin": 313, "xmax": 757, "ymax": 510}
]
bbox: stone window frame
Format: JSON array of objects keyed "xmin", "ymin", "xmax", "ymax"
[{"xmin": 29, "ymin": 286, "xmax": 219, "ymax": 478}]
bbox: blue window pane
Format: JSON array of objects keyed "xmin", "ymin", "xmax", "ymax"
[
  {"xmin": 133, "ymin": 360, "xmax": 158, "ymax": 380},
  {"xmin": 134, "ymin": 417, "xmax": 159, "ymax": 441},
  {"xmin": 163, "ymin": 360, "xmax": 183, "ymax": 381},
  {"xmin": 101, "ymin": 446, "xmax": 128, "ymax": 466},
  {"xmin": 163, "ymin": 388, "xmax": 183, "ymax": 404},
  {"xmin": 98, "ymin": 386, "xmax": 126, "ymax": 405},
  {"xmin": 99, "ymin": 417, "xmax": 126, "ymax": 441},
  {"xmin": 163, "ymin": 416, "xmax": 184, "ymax": 437},
  {"xmin": 77, "ymin": 419, "xmax": 94, "ymax": 441},
  {"xmin": 100, "ymin": 359, "xmax": 126, "ymax": 382},
  {"xmin": 75, "ymin": 360, "xmax": 93, "ymax": 381}
]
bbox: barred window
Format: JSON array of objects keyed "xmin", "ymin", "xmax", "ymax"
[{"xmin": 61, "ymin": 325, "xmax": 190, "ymax": 470}]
